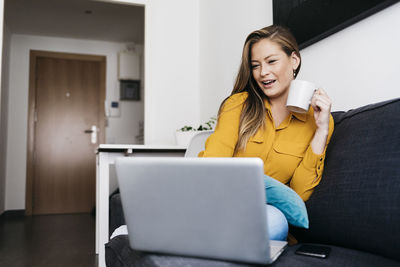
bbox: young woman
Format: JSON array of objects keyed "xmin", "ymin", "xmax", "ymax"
[{"xmin": 199, "ymin": 25, "xmax": 334, "ymax": 240}]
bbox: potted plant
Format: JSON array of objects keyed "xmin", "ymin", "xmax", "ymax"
[{"xmin": 175, "ymin": 117, "xmax": 216, "ymax": 147}]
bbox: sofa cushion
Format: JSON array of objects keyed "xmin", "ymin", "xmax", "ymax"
[
  {"xmin": 105, "ymin": 235, "xmax": 400, "ymax": 267},
  {"xmin": 105, "ymin": 235, "xmax": 250, "ymax": 267},
  {"xmin": 109, "ymin": 192, "xmax": 125, "ymax": 237},
  {"xmin": 271, "ymin": 243, "xmax": 400, "ymax": 267},
  {"xmin": 296, "ymin": 98, "xmax": 400, "ymax": 260}
]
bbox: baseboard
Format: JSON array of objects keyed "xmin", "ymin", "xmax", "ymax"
[{"xmin": 0, "ymin": 209, "xmax": 25, "ymax": 218}]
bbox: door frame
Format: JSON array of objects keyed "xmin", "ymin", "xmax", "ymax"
[{"xmin": 25, "ymin": 50, "xmax": 106, "ymax": 215}]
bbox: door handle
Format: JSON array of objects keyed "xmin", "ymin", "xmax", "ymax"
[{"xmin": 84, "ymin": 125, "xmax": 98, "ymax": 144}]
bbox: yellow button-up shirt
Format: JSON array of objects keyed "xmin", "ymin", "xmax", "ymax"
[{"xmin": 199, "ymin": 92, "xmax": 334, "ymax": 201}]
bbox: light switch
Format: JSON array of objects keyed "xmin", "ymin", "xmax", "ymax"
[{"xmin": 110, "ymin": 101, "xmax": 121, "ymax": 117}]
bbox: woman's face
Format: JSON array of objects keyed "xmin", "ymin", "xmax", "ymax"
[{"xmin": 250, "ymin": 38, "xmax": 300, "ymax": 102}]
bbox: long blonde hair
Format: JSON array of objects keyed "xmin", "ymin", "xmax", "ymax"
[{"xmin": 219, "ymin": 25, "xmax": 301, "ymax": 154}]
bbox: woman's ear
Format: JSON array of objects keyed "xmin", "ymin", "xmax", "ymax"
[{"xmin": 291, "ymin": 52, "xmax": 300, "ymax": 70}]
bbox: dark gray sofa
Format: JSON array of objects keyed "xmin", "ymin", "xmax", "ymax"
[{"xmin": 105, "ymin": 98, "xmax": 400, "ymax": 266}]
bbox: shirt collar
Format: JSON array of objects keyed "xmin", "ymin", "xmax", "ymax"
[
  {"xmin": 263, "ymin": 98, "xmax": 307, "ymax": 122},
  {"xmin": 291, "ymin": 110, "xmax": 307, "ymax": 122}
]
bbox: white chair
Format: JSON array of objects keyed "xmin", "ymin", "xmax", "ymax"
[{"xmin": 184, "ymin": 130, "xmax": 213, "ymax": 157}]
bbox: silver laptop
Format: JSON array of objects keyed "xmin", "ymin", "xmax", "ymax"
[{"xmin": 115, "ymin": 157, "xmax": 287, "ymax": 264}]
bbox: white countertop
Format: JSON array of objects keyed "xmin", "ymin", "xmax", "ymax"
[{"xmin": 98, "ymin": 144, "xmax": 187, "ymax": 150}]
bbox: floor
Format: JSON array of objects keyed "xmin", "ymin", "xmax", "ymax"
[{"xmin": 0, "ymin": 213, "xmax": 97, "ymax": 267}]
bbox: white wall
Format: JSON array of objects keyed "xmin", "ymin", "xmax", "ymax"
[
  {"xmin": 5, "ymin": 34, "xmax": 143, "ymax": 210},
  {"xmin": 199, "ymin": 0, "xmax": 273, "ymax": 122},
  {"xmin": 298, "ymin": 2, "xmax": 400, "ymax": 111},
  {"xmin": 108, "ymin": 45, "xmax": 145, "ymax": 144},
  {"xmin": 143, "ymin": 0, "xmax": 271, "ymax": 143},
  {"xmin": 144, "ymin": 0, "xmax": 200, "ymax": 145}
]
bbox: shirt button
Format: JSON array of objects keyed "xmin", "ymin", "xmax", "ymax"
[
  {"xmin": 318, "ymin": 166, "xmax": 321, "ymax": 170},
  {"xmin": 320, "ymin": 158, "xmax": 323, "ymax": 161}
]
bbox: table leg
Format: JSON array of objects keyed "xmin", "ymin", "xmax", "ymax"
[
  {"xmin": 97, "ymin": 152, "xmax": 110, "ymax": 267},
  {"xmin": 96, "ymin": 154, "xmax": 99, "ymax": 254}
]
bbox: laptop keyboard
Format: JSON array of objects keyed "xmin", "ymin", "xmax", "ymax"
[{"xmin": 270, "ymin": 245, "xmax": 282, "ymax": 256}]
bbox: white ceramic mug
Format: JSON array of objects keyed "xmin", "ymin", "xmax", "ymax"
[{"xmin": 286, "ymin": 80, "xmax": 317, "ymax": 113}]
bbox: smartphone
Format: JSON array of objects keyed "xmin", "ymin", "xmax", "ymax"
[{"xmin": 295, "ymin": 244, "xmax": 331, "ymax": 258}]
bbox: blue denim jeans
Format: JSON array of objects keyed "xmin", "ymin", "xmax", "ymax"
[{"xmin": 266, "ymin": 204, "xmax": 288, "ymax": 241}]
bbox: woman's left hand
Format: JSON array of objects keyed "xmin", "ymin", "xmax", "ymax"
[{"xmin": 311, "ymin": 88, "xmax": 332, "ymax": 132}]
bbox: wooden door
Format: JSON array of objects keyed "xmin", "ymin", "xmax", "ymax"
[{"xmin": 26, "ymin": 51, "xmax": 105, "ymax": 215}]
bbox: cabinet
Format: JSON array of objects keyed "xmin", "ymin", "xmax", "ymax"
[{"xmin": 118, "ymin": 51, "xmax": 140, "ymax": 80}]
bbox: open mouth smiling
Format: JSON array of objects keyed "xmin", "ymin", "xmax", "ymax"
[{"xmin": 261, "ymin": 80, "xmax": 276, "ymax": 86}]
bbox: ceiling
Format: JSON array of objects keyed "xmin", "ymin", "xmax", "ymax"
[{"xmin": 4, "ymin": 0, "xmax": 144, "ymax": 43}]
